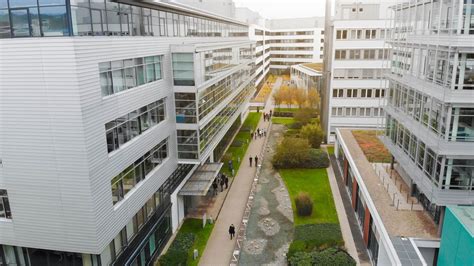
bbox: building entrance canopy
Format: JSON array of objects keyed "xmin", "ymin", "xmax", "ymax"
[{"xmin": 178, "ymin": 163, "xmax": 223, "ymax": 196}]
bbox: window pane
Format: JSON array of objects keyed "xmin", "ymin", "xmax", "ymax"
[
  {"xmin": 112, "ymin": 69, "xmax": 125, "ymax": 92},
  {"xmin": 39, "ymin": 0, "xmax": 66, "ymax": 5},
  {"xmin": 100, "ymin": 72, "xmax": 113, "ymax": 96},
  {"xmin": 9, "ymin": 0, "xmax": 37, "ymax": 7},
  {"xmin": 71, "ymin": 6, "xmax": 92, "ymax": 36},
  {"xmin": 40, "ymin": 6, "xmax": 69, "ymax": 36},
  {"xmin": 0, "ymin": 9, "xmax": 10, "ymax": 38}
]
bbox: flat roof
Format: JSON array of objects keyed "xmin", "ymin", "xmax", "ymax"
[
  {"xmin": 339, "ymin": 129, "xmax": 438, "ymax": 239},
  {"xmin": 448, "ymin": 206, "xmax": 474, "ymax": 236},
  {"xmin": 179, "ymin": 163, "xmax": 223, "ymax": 196},
  {"xmin": 391, "ymin": 237, "xmax": 425, "ymax": 266},
  {"xmin": 291, "ymin": 63, "xmax": 323, "ymax": 77}
]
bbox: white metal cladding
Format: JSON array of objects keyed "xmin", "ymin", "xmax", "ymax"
[{"xmin": 0, "ymin": 35, "xmax": 247, "ymax": 254}]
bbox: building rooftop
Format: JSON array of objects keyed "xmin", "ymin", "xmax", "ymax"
[
  {"xmin": 339, "ymin": 128, "xmax": 438, "ymax": 239},
  {"xmin": 448, "ymin": 206, "xmax": 474, "ymax": 236},
  {"xmin": 302, "ymin": 63, "xmax": 323, "ymax": 72},
  {"xmin": 291, "ymin": 63, "xmax": 323, "ymax": 77}
]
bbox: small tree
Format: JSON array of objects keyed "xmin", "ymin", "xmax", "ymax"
[
  {"xmin": 293, "ymin": 88, "xmax": 307, "ymax": 109},
  {"xmin": 272, "ymin": 88, "xmax": 284, "ymax": 109},
  {"xmin": 294, "ymin": 108, "xmax": 315, "ymax": 125},
  {"xmin": 280, "ymin": 86, "xmax": 293, "ymax": 108},
  {"xmin": 295, "ymin": 192, "xmax": 313, "ymax": 216},
  {"xmin": 307, "ymin": 88, "xmax": 321, "ymax": 110},
  {"xmin": 272, "ymin": 137, "xmax": 311, "ymax": 168},
  {"xmin": 301, "ymin": 123, "xmax": 324, "ymax": 149}
]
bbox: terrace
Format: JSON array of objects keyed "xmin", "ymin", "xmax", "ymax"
[{"xmin": 338, "ymin": 129, "xmax": 438, "ymax": 239}]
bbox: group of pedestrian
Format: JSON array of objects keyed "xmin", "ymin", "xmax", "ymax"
[
  {"xmin": 252, "ymin": 128, "xmax": 266, "ymax": 140},
  {"xmin": 263, "ymin": 110, "xmax": 273, "ymax": 122},
  {"xmin": 249, "ymin": 155, "xmax": 259, "ymax": 167},
  {"xmin": 212, "ymin": 173, "xmax": 229, "ymax": 195}
]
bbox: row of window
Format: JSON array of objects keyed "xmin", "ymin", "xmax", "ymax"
[
  {"xmin": 335, "ymin": 49, "xmax": 390, "ymax": 60},
  {"xmin": 106, "ymin": 99, "xmax": 166, "ymax": 153},
  {"xmin": 333, "ymin": 68, "xmax": 386, "ymax": 80},
  {"xmin": 331, "ymin": 107, "xmax": 385, "ymax": 117},
  {"xmin": 108, "ymin": 183, "xmax": 171, "ymax": 263},
  {"xmin": 271, "ymin": 54, "xmax": 314, "ymax": 59},
  {"xmin": 0, "ymin": 190, "xmax": 11, "ymax": 219},
  {"xmin": 387, "ymin": 81, "xmax": 474, "ymax": 142},
  {"xmin": 270, "ymin": 47, "xmax": 314, "ymax": 51},
  {"xmin": 386, "ymin": 116, "xmax": 474, "ymax": 190},
  {"xmin": 0, "ymin": 0, "xmax": 248, "ymax": 38},
  {"xmin": 335, "ymin": 28, "xmax": 389, "ymax": 40},
  {"xmin": 332, "ymin": 88, "xmax": 385, "ymax": 98},
  {"xmin": 266, "ymin": 39, "xmax": 314, "ymax": 44},
  {"xmin": 100, "ymin": 55, "xmax": 163, "ymax": 96},
  {"xmin": 111, "ymin": 138, "xmax": 168, "ymax": 204}
]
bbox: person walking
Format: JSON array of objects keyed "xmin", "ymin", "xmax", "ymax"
[
  {"xmin": 224, "ymin": 175, "xmax": 229, "ymax": 189},
  {"xmin": 250, "ymin": 131, "xmax": 253, "ymax": 140},
  {"xmin": 264, "ymin": 129, "xmax": 267, "ymax": 137},
  {"xmin": 212, "ymin": 181, "xmax": 218, "ymax": 196},
  {"xmin": 229, "ymin": 224, "xmax": 236, "ymax": 240},
  {"xmin": 249, "ymin": 156, "xmax": 253, "ymax": 167},
  {"xmin": 220, "ymin": 177, "xmax": 225, "ymax": 192},
  {"xmin": 255, "ymin": 155, "xmax": 258, "ymax": 167},
  {"xmin": 269, "ymin": 109, "xmax": 273, "ymax": 118}
]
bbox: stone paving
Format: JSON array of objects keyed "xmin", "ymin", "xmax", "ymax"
[{"xmin": 239, "ymin": 124, "xmax": 294, "ymax": 266}]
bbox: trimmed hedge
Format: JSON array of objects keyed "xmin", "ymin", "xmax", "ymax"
[
  {"xmin": 272, "ymin": 137, "xmax": 329, "ymax": 169},
  {"xmin": 288, "ymin": 247, "xmax": 356, "ymax": 266},
  {"xmin": 288, "ymin": 121, "xmax": 303, "ymax": 130},
  {"xmin": 273, "ymin": 111, "xmax": 294, "ymax": 117},
  {"xmin": 158, "ymin": 233, "xmax": 195, "ymax": 266},
  {"xmin": 288, "ymin": 224, "xmax": 344, "ymax": 259},
  {"xmin": 231, "ymin": 139, "xmax": 244, "ymax": 147}
]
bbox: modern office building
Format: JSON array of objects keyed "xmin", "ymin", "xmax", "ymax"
[
  {"xmin": 382, "ymin": 0, "xmax": 474, "ymax": 227},
  {"xmin": 326, "ymin": 0, "xmax": 394, "ymax": 142},
  {"xmin": 437, "ymin": 206, "xmax": 474, "ymax": 266},
  {"xmin": 0, "ymin": 0, "xmax": 253, "ymax": 265}
]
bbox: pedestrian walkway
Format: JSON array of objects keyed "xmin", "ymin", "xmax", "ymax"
[{"xmin": 199, "ymin": 78, "xmax": 282, "ymax": 265}]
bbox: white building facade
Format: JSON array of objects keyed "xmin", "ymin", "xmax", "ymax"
[
  {"xmin": 0, "ymin": 0, "xmax": 252, "ymax": 265},
  {"xmin": 326, "ymin": 0, "xmax": 394, "ymax": 142},
  {"xmin": 382, "ymin": 0, "xmax": 474, "ymax": 225}
]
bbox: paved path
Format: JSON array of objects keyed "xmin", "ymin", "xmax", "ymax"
[
  {"xmin": 325, "ymin": 159, "xmax": 361, "ymax": 265},
  {"xmin": 199, "ymin": 78, "xmax": 281, "ymax": 265}
]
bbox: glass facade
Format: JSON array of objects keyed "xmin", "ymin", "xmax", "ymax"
[
  {"xmin": 177, "ymin": 130, "xmax": 199, "ymax": 160},
  {"xmin": 100, "ymin": 55, "xmax": 163, "ymax": 96},
  {"xmin": 0, "ymin": 0, "xmax": 248, "ymax": 38},
  {"xmin": 111, "ymin": 138, "xmax": 168, "ymax": 204},
  {"xmin": 106, "ymin": 98, "xmax": 166, "ymax": 153}
]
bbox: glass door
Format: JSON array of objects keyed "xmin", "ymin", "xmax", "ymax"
[{"xmin": 10, "ymin": 8, "xmax": 31, "ymax": 37}]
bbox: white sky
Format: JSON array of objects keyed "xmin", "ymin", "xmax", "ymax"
[{"xmin": 233, "ymin": 0, "xmax": 326, "ymax": 19}]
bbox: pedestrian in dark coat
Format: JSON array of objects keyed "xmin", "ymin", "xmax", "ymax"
[
  {"xmin": 229, "ymin": 224, "xmax": 236, "ymax": 240},
  {"xmin": 249, "ymin": 156, "xmax": 253, "ymax": 167},
  {"xmin": 220, "ymin": 177, "xmax": 225, "ymax": 192},
  {"xmin": 224, "ymin": 175, "xmax": 229, "ymax": 189},
  {"xmin": 255, "ymin": 155, "xmax": 258, "ymax": 167},
  {"xmin": 212, "ymin": 181, "xmax": 218, "ymax": 195}
]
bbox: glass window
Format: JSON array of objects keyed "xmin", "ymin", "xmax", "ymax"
[
  {"xmin": 0, "ymin": 189, "xmax": 12, "ymax": 219},
  {"xmin": 172, "ymin": 53, "xmax": 194, "ymax": 86},
  {"xmin": 0, "ymin": 10, "xmax": 11, "ymax": 38}
]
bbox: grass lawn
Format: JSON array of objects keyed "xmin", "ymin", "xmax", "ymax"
[
  {"xmin": 326, "ymin": 146, "xmax": 335, "ymax": 156},
  {"xmin": 178, "ymin": 219, "xmax": 214, "ymax": 266},
  {"xmin": 352, "ymin": 130, "xmax": 391, "ymax": 163},
  {"xmin": 221, "ymin": 112, "xmax": 260, "ymax": 176},
  {"xmin": 279, "ymin": 168, "xmax": 339, "ymax": 225},
  {"xmin": 272, "ymin": 117, "xmax": 295, "ymax": 125}
]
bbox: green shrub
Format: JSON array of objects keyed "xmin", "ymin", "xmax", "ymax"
[
  {"xmin": 272, "ymin": 137, "xmax": 311, "ymax": 169},
  {"xmin": 288, "ymin": 248, "xmax": 356, "ymax": 266},
  {"xmin": 289, "ymin": 121, "xmax": 303, "ymax": 129},
  {"xmin": 288, "ymin": 224, "xmax": 344, "ymax": 259},
  {"xmin": 272, "ymin": 137, "xmax": 329, "ymax": 169},
  {"xmin": 240, "ymin": 126, "xmax": 252, "ymax": 132},
  {"xmin": 273, "ymin": 111, "xmax": 294, "ymax": 117},
  {"xmin": 159, "ymin": 233, "xmax": 195, "ymax": 266},
  {"xmin": 300, "ymin": 123, "xmax": 324, "ymax": 149},
  {"xmin": 284, "ymin": 129, "xmax": 301, "ymax": 137},
  {"xmin": 295, "ymin": 192, "xmax": 313, "ymax": 216},
  {"xmin": 308, "ymin": 149, "xmax": 329, "ymax": 168},
  {"xmin": 158, "ymin": 249, "xmax": 188, "ymax": 266},
  {"xmin": 294, "ymin": 108, "xmax": 317, "ymax": 125},
  {"xmin": 231, "ymin": 139, "xmax": 244, "ymax": 147}
]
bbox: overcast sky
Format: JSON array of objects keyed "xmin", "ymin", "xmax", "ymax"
[{"xmin": 233, "ymin": 0, "xmax": 326, "ymax": 19}]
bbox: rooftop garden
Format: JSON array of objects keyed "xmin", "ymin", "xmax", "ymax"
[{"xmin": 352, "ymin": 130, "xmax": 391, "ymax": 163}]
